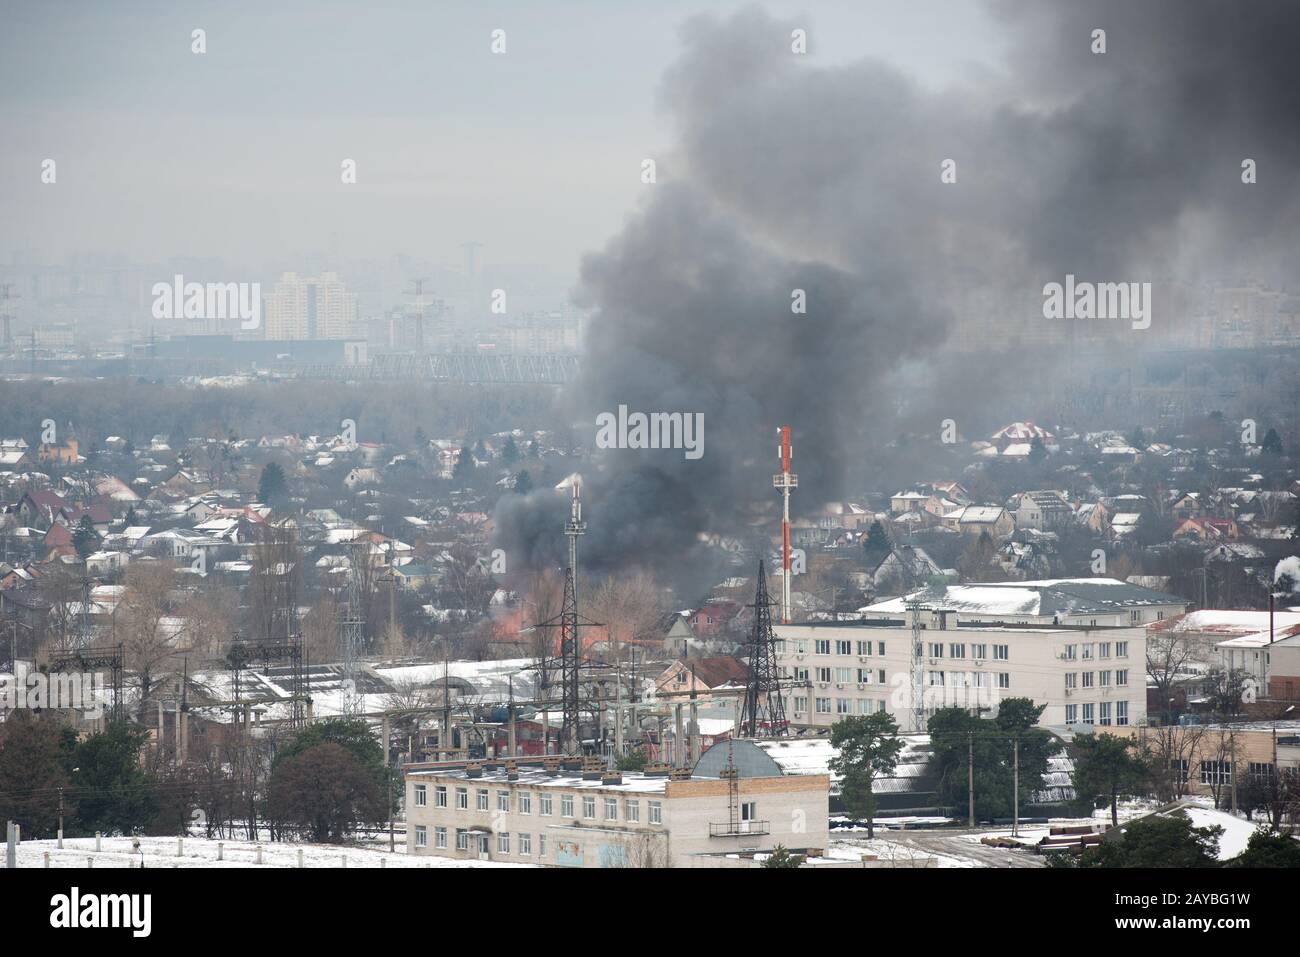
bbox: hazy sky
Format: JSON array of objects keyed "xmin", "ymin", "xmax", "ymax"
[{"xmin": 0, "ymin": 1, "xmax": 1003, "ymax": 282}]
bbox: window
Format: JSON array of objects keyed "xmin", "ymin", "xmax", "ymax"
[
  {"xmin": 815, "ymin": 639, "xmax": 831, "ymax": 655},
  {"xmin": 816, "ymin": 667, "xmax": 832, "ymax": 683},
  {"xmin": 1082, "ymin": 643, "xmax": 1094, "ymax": 660},
  {"xmin": 836, "ymin": 640, "xmax": 853, "ymax": 656},
  {"xmin": 741, "ymin": 801, "xmax": 757, "ymax": 822},
  {"xmin": 857, "ymin": 668, "xmax": 874, "ymax": 684},
  {"xmin": 1200, "ymin": 760, "xmax": 1232, "ymax": 786},
  {"xmin": 1170, "ymin": 759, "xmax": 1189, "ymax": 784},
  {"xmin": 878, "ymin": 641, "xmax": 886, "ymax": 656},
  {"xmin": 1082, "ymin": 672, "xmax": 1094, "ymax": 689},
  {"xmin": 857, "ymin": 699, "xmax": 874, "ymax": 714},
  {"xmin": 604, "ymin": 797, "xmax": 618, "ymax": 820},
  {"xmin": 497, "ymin": 790, "xmax": 509, "ymax": 812},
  {"xmin": 1065, "ymin": 704, "xmax": 1077, "ymax": 724},
  {"xmin": 1130, "ymin": 610, "xmax": 1141, "ymax": 623},
  {"xmin": 1099, "ymin": 670, "xmax": 1111, "ymax": 687},
  {"xmin": 1065, "ymin": 672, "xmax": 1077, "ymax": 690},
  {"xmin": 837, "ymin": 698, "xmax": 851, "ymax": 714},
  {"xmin": 1116, "ymin": 701, "xmax": 1128, "ymax": 726},
  {"xmin": 540, "ymin": 793, "xmax": 553, "ymax": 816},
  {"xmin": 582, "ymin": 796, "xmax": 596, "ymax": 819},
  {"xmin": 971, "ymin": 643, "xmax": 987, "ymax": 660},
  {"xmin": 435, "ymin": 786, "xmax": 447, "ymax": 808},
  {"xmin": 928, "ymin": 671, "xmax": 945, "ymax": 686},
  {"xmin": 625, "ymin": 800, "xmax": 640, "ymax": 823},
  {"xmin": 476, "ymin": 789, "xmax": 489, "ymax": 811},
  {"xmin": 835, "ymin": 667, "xmax": 852, "ymax": 683},
  {"xmin": 414, "ymin": 825, "xmax": 427, "ymax": 848},
  {"xmin": 519, "ymin": 833, "xmax": 532, "ymax": 855},
  {"xmin": 877, "ymin": 669, "xmax": 886, "ymax": 684},
  {"xmin": 949, "ymin": 643, "xmax": 965, "ymax": 659},
  {"xmin": 929, "ymin": 642, "xmax": 944, "ymax": 658},
  {"xmin": 561, "ymin": 794, "xmax": 574, "ymax": 817},
  {"xmin": 539, "ymin": 834, "xmax": 547, "ymax": 856},
  {"xmin": 649, "ymin": 801, "xmax": 662, "ymax": 825},
  {"xmin": 1116, "ymin": 641, "xmax": 1128, "ymax": 658},
  {"xmin": 435, "ymin": 826, "xmax": 447, "ymax": 849},
  {"xmin": 1082, "ymin": 703, "xmax": 1094, "ymax": 724},
  {"xmin": 1063, "ymin": 644, "xmax": 1077, "ymax": 661},
  {"xmin": 455, "ymin": 788, "xmax": 468, "ymax": 810},
  {"xmin": 519, "ymin": 791, "xmax": 531, "ymax": 814},
  {"xmin": 993, "ymin": 644, "xmax": 1009, "ymax": 661},
  {"xmin": 498, "ymin": 832, "xmax": 510, "ymax": 854},
  {"xmin": 793, "ymin": 695, "xmax": 808, "ymax": 714},
  {"xmin": 816, "ymin": 697, "xmax": 831, "ymax": 714},
  {"xmin": 1116, "ymin": 669, "xmax": 1129, "ymax": 686},
  {"xmin": 1099, "ymin": 702, "xmax": 1111, "ymax": 726},
  {"xmin": 414, "ymin": 784, "xmax": 427, "ymax": 807},
  {"xmin": 1098, "ymin": 642, "xmax": 1111, "ymax": 659},
  {"xmin": 997, "ymin": 673, "xmax": 1009, "ymax": 689},
  {"xmin": 857, "ymin": 640, "xmax": 872, "ymax": 656},
  {"xmin": 1248, "ymin": 762, "xmax": 1276, "ymax": 784},
  {"xmin": 455, "ymin": 829, "xmax": 468, "ymax": 851}
]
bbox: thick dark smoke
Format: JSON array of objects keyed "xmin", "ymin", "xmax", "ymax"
[{"xmin": 496, "ymin": 1, "xmax": 1300, "ymax": 594}]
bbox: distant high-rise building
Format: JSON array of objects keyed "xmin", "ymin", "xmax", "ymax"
[{"xmin": 264, "ymin": 271, "xmax": 357, "ymax": 340}]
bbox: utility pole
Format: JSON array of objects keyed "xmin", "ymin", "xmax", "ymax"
[
  {"xmin": 967, "ymin": 732, "xmax": 975, "ymax": 828},
  {"xmin": 1012, "ymin": 735, "xmax": 1020, "ymax": 838}
]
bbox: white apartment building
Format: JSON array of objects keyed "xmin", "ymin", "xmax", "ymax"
[
  {"xmin": 263, "ymin": 271, "xmax": 358, "ymax": 340},
  {"xmin": 775, "ymin": 616, "xmax": 1148, "ymax": 733},
  {"xmin": 404, "ymin": 759, "xmax": 828, "ymax": 868}
]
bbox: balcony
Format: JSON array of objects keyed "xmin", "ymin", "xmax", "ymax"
[{"xmin": 710, "ymin": 820, "xmax": 771, "ymax": 838}]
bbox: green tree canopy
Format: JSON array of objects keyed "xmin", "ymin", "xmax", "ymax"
[
  {"xmin": 829, "ymin": 711, "xmax": 904, "ymax": 838},
  {"xmin": 71, "ymin": 721, "xmax": 156, "ymax": 836},
  {"xmin": 258, "ymin": 461, "xmax": 289, "ymax": 507},
  {"xmin": 1071, "ymin": 732, "xmax": 1148, "ymax": 826}
]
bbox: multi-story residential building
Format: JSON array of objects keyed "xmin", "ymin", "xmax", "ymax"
[
  {"xmin": 775, "ymin": 615, "xmax": 1148, "ymax": 733},
  {"xmin": 263, "ymin": 271, "xmax": 358, "ymax": 340},
  {"xmin": 404, "ymin": 759, "xmax": 828, "ymax": 868}
]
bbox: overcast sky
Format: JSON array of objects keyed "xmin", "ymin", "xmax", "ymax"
[{"xmin": 0, "ymin": 1, "xmax": 1003, "ymax": 282}]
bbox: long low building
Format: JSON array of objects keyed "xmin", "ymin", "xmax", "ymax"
[
  {"xmin": 776, "ymin": 614, "xmax": 1147, "ymax": 733},
  {"xmin": 403, "ymin": 757, "xmax": 828, "ymax": 868}
]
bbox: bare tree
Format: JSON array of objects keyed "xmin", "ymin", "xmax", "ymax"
[
  {"xmin": 1140, "ymin": 724, "xmax": 1207, "ymax": 801},
  {"xmin": 248, "ymin": 520, "xmax": 301, "ymax": 642},
  {"xmin": 119, "ymin": 562, "xmax": 184, "ymax": 714},
  {"xmin": 1145, "ymin": 629, "xmax": 1199, "ymax": 724}
]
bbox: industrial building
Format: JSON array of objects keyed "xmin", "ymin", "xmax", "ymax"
[{"xmin": 403, "ymin": 756, "xmax": 828, "ymax": 867}]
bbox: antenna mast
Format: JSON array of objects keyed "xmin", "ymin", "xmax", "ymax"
[{"xmin": 772, "ymin": 427, "xmax": 798, "ymax": 623}]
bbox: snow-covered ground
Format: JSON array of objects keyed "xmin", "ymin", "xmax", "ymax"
[{"xmin": 12, "ymin": 834, "xmax": 535, "ymax": 869}]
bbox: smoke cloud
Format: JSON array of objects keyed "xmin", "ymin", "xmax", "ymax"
[{"xmin": 496, "ymin": 1, "xmax": 1300, "ymax": 593}]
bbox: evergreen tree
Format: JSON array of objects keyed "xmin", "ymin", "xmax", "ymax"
[
  {"xmin": 73, "ymin": 515, "xmax": 100, "ymax": 559},
  {"xmin": 829, "ymin": 712, "xmax": 904, "ymax": 838},
  {"xmin": 1227, "ymin": 827, "xmax": 1300, "ymax": 867},
  {"xmin": 1071, "ymin": 813, "xmax": 1221, "ymax": 868},
  {"xmin": 762, "ymin": 845, "xmax": 802, "ymax": 868},
  {"xmin": 71, "ymin": 722, "xmax": 156, "ymax": 836},
  {"xmin": 1261, "ymin": 428, "xmax": 1283, "ymax": 456},
  {"xmin": 862, "ymin": 521, "xmax": 892, "ymax": 561},
  {"xmin": 501, "ymin": 435, "xmax": 519, "ymax": 465},
  {"xmin": 258, "ymin": 461, "xmax": 289, "ymax": 507},
  {"xmin": 1071, "ymin": 732, "xmax": 1147, "ymax": 826},
  {"xmin": 514, "ymin": 469, "xmax": 534, "ymax": 495},
  {"xmin": 453, "ymin": 445, "xmax": 474, "ymax": 485}
]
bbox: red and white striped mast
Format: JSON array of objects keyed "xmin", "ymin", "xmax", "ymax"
[{"xmin": 772, "ymin": 426, "xmax": 798, "ymax": 624}]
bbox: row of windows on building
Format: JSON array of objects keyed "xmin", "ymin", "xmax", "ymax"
[
  {"xmin": 413, "ymin": 825, "xmax": 542, "ymax": 855},
  {"xmin": 1063, "ymin": 701, "xmax": 1130, "ymax": 725},
  {"xmin": 414, "ymin": 784, "xmax": 662, "ymax": 825},
  {"xmin": 1172, "ymin": 760, "xmax": 1277, "ymax": 786},
  {"xmin": 793, "ymin": 696, "xmax": 890, "ymax": 716},
  {"xmin": 925, "ymin": 642, "xmax": 1011, "ymax": 661},
  {"xmin": 1064, "ymin": 669, "xmax": 1130, "ymax": 690},
  {"xmin": 1063, "ymin": 641, "xmax": 1130, "ymax": 661}
]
